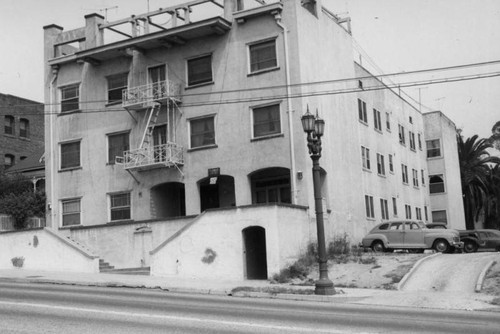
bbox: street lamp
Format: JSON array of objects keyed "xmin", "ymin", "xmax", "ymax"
[{"xmin": 301, "ymin": 106, "xmax": 335, "ymax": 295}]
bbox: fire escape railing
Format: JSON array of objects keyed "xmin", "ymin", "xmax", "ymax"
[
  {"xmin": 116, "ymin": 142, "xmax": 184, "ymax": 170},
  {"xmin": 122, "ymin": 80, "xmax": 182, "ymax": 108}
]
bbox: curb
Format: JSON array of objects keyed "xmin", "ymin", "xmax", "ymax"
[
  {"xmin": 475, "ymin": 260, "xmax": 497, "ymax": 293},
  {"xmin": 397, "ymin": 253, "xmax": 440, "ymax": 291}
]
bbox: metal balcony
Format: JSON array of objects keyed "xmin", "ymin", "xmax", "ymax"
[
  {"xmin": 122, "ymin": 80, "xmax": 182, "ymax": 110},
  {"xmin": 116, "ymin": 142, "xmax": 184, "ymax": 171}
]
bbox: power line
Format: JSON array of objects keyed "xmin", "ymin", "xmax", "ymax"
[{"xmin": 3, "ymin": 69, "xmax": 500, "ymax": 116}]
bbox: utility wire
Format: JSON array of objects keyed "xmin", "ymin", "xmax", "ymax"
[{"xmin": 3, "ymin": 69, "xmax": 500, "ymax": 116}]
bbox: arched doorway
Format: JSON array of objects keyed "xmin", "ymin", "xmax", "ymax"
[
  {"xmin": 198, "ymin": 175, "xmax": 235, "ymax": 212},
  {"xmin": 151, "ymin": 182, "xmax": 185, "ymax": 218},
  {"xmin": 249, "ymin": 167, "xmax": 291, "ymax": 204},
  {"xmin": 243, "ymin": 226, "xmax": 268, "ymax": 279}
]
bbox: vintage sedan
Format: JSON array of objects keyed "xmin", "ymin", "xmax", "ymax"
[
  {"xmin": 460, "ymin": 229, "xmax": 500, "ymax": 253},
  {"xmin": 361, "ymin": 220, "xmax": 463, "ymax": 253}
]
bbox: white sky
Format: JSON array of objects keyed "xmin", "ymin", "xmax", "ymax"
[{"xmin": 1, "ymin": 0, "xmax": 499, "ymax": 139}]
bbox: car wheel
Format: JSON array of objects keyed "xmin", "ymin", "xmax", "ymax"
[
  {"xmin": 433, "ymin": 239, "xmax": 449, "ymax": 253},
  {"xmin": 371, "ymin": 241, "xmax": 385, "ymax": 253},
  {"xmin": 463, "ymin": 241, "xmax": 478, "ymax": 253}
]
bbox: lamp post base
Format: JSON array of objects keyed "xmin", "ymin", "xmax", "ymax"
[{"xmin": 314, "ymin": 278, "xmax": 336, "ymax": 295}]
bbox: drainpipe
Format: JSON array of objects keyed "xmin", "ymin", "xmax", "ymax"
[
  {"xmin": 49, "ymin": 66, "xmax": 59, "ymax": 228},
  {"xmin": 274, "ymin": 13, "xmax": 297, "ymax": 204}
]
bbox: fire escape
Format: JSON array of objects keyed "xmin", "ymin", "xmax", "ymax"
[{"xmin": 116, "ymin": 80, "xmax": 184, "ymax": 173}]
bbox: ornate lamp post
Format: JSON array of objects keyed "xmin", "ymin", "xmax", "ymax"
[{"xmin": 301, "ymin": 106, "xmax": 335, "ymax": 295}]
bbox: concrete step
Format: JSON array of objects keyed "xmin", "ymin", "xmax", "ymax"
[{"xmin": 101, "ymin": 267, "xmax": 151, "ymax": 276}]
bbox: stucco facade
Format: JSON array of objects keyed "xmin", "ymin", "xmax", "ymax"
[
  {"xmin": 43, "ymin": 0, "xmax": 439, "ymax": 274},
  {"xmin": 424, "ymin": 111, "xmax": 466, "ymax": 229}
]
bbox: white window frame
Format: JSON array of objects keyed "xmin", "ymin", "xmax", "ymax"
[
  {"xmin": 60, "ymin": 139, "xmax": 81, "ymax": 170},
  {"xmin": 186, "ymin": 53, "xmax": 213, "ymax": 87},
  {"xmin": 373, "ymin": 108, "xmax": 382, "ymax": 131},
  {"xmin": 109, "ymin": 191, "xmax": 132, "ymax": 222},
  {"xmin": 106, "ymin": 72, "xmax": 128, "ymax": 104},
  {"xmin": 380, "ymin": 198, "xmax": 389, "ymax": 220},
  {"xmin": 401, "ymin": 164, "xmax": 408, "ymax": 184},
  {"xmin": 61, "ymin": 197, "xmax": 81, "ymax": 227},
  {"xmin": 107, "ymin": 131, "xmax": 130, "ymax": 164},
  {"xmin": 365, "ymin": 195, "xmax": 375, "ymax": 219},
  {"xmin": 247, "ymin": 37, "xmax": 279, "ymax": 74},
  {"xmin": 426, "ymin": 138, "xmax": 442, "ymax": 158},
  {"xmin": 358, "ymin": 99, "xmax": 368, "ymax": 124},
  {"xmin": 188, "ymin": 114, "xmax": 217, "ymax": 149},
  {"xmin": 60, "ymin": 83, "xmax": 80, "ymax": 113},
  {"xmin": 250, "ymin": 102, "xmax": 282, "ymax": 139},
  {"xmin": 376, "ymin": 153, "xmax": 385, "ymax": 176},
  {"xmin": 361, "ymin": 146, "xmax": 371, "ymax": 170}
]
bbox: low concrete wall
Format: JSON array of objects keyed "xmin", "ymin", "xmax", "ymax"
[
  {"xmin": 150, "ymin": 204, "xmax": 311, "ymax": 280},
  {"xmin": 60, "ymin": 216, "xmax": 195, "ymax": 269},
  {"xmin": 0, "ymin": 228, "xmax": 99, "ymax": 273}
]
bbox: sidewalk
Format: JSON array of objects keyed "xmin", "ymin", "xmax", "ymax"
[{"xmin": 0, "ymin": 269, "xmax": 499, "ymax": 312}]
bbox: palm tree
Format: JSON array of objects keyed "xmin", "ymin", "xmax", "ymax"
[
  {"xmin": 485, "ymin": 164, "xmax": 500, "ymax": 229},
  {"xmin": 457, "ymin": 134, "xmax": 500, "ymax": 230}
]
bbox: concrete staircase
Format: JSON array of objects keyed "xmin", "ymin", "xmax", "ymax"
[{"xmin": 99, "ymin": 259, "xmax": 150, "ymax": 275}]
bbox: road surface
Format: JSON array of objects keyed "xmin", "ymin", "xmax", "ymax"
[{"xmin": 1, "ymin": 280, "xmax": 500, "ymax": 333}]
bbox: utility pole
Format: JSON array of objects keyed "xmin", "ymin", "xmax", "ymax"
[{"xmin": 417, "ymin": 87, "xmax": 428, "ymax": 113}]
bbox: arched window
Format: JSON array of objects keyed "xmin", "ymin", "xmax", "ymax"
[
  {"xmin": 4, "ymin": 116, "xmax": 14, "ymax": 135},
  {"xmin": 429, "ymin": 175, "xmax": 445, "ymax": 193},
  {"xmin": 20, "ymin": 119, "xmax": 29, "ymax": 138}
]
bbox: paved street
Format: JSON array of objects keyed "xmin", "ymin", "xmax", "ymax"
[{"xmin": 1, "ymin": 281, "xmax": 499, "ymax": 333}]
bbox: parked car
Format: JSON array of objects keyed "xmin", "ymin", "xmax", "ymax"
[
  {"xmin": 425, "ymin": 222, "xmax": 447, "ymax": 229},
  {"xmin": 361, "ymin": 220, "xmax": 463, "ymax": 253},
  {"xmin": 459, "ymin": 229, "xmax": 500, "ymax": 253}
]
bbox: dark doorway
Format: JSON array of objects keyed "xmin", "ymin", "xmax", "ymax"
[
  {"xmin": 249, "ymin": 167, "xmax": 291, "ymax": 204},
  {"xmin": 199, "ymin": 175, "xmax": 235, "ymax": 212},
  {"xmin": 151, "ymin": 182, "xmax": 185, "ymax": 218},
  {"xmin": 243, "ymin": 226, "xmax": 268, "ymax": 279}
]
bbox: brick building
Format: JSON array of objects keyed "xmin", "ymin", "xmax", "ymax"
[{"xmin": 1, "ymin": 93, "xmax": 44, "ymax": 172}]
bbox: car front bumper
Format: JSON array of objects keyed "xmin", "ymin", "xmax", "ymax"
[{"xmin": 452, "ymin": 241, "xmax": 464, "ymax": 249}]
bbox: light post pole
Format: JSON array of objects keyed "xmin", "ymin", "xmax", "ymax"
[{"xmin": 301, "ymin": 107, "xmax": 335, "ymax": 296}]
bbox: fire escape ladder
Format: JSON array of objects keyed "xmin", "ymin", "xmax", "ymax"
[{"xmin": 140, "ymin": 102, "xmax": 161, "ymax": 149}]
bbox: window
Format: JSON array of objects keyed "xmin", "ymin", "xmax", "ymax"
[
  {"xmin": 409, "ymin": 116, "xmax": 413, "ymax": 124},
  {"xmin": 376, "ymin": 153, "xmax": 385, "ymax": 176},
  {"xmin": 432, "ymin": 210, "xmax": 447, "ymax": 223},
  {"xmin": 385, "ymin": 112, "xmax": 391, "ymax": 131},
  {"xmin": 252, "ymin": 104, "xmax": 281, "ymax": 138},
  {"xmin": 373, "ymin": 109, "xmax": 382, "ymax": 131},
  {"xmin": 4, "ymin": 154, "xmax": 14, "ymax": 168},
  {"xmin": 60, "ymin": 141, "xmax": 81, "ymax": 169},
  {"xmin": 61, "ymin": 84, "xmax": 80, "ymax": 112},
  {"xmin": 108, "ymin": 132, "xmax": 129, "ymax": 164},
  {"xmin": 62, "ymin": 198, "xmax": 81, "ymax": 226},
  {"xmin": 380, "ymin": 198, "xmax": 389, "ymax": 220},
  {"xmin": 421, "ymin": 170, "xmax": 425, "ymax": 186},
  {"xmin": 358, "ymin": 99, "xmax": 367, "ymax": 123},
  {"xmin": 187, "ymin": 54, "xmax": 213, "ymax": 86},
  {"xmin": 19, "ymin": 119, "xmax": 29, "ymax": 138},
  {"xmin": 249, "ymin": 39, "xmax": 277, "ymax": 73},
  {"xmin": 365, "ymin": 195, "xmax": 374, "ymax": 218},
  {"xmin": 401, "ymin": 164, "xmax": 408, "ymax": 184},
  {"xmin": 358, "ymin": 80, "xmax": 363, "ymax": 89},
  {"xmin": 412, "ymin": 169, "xmax": 419, "ymax": 187},
  {"xmin": 424, "ymin": 206, "xmax": 428, "ymax": 221},
  {"xmin": 429, "ymin": 175, "xmax": 445, "ymax": 193},
  {"xmin": 110, "ymin": 192, "xmax": 131, "ymax": 221},
  {"xmin": 426, "ymin": 139, "xmax": 441, "ymax": 158},
  {"xmin": 107, "ymin": 73, "xmax": 128, "ymax": 103},
  {"xmin": 361, "ymin": 146, "xmax": 370, "ymax": 170},
  {"xmin": 4, "ymin": 116, "xmax": 14, "ymax": 135},
  {"xmin": 416, "ymin": 207, "xmax": 422, "ymax": 220},
  {"xmin": 392, "ymin": 197, "xmax": 398, "ymax": 217},
  {"xmin": 389, "ymin": 154, "xmax": 394, "ymax": 173},
  {"xmin": 398, "ymin": 124, "xmax": 405, "ymax": 145},
  {"xmin": 405, "ymin": 204, "xmax": 412, "ymax": 219},
  {"xmin": 190, "ymin": 116, "xmax": 215, "ymax": 148},
  {"xmin": 418, "ymin": 133, "xmax": 422, "ymax": 150},
  {"xmin": 409, "ymin": 131, "xmax": 416, "ymax": 150}
]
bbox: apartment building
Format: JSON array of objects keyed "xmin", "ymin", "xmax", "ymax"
[
  {"xmin": 1, "ymin": 93, "xmax": 44, "ymax": 173},
  {"xmin": 424, "ymin": 111, "xmax": 466, "ymax": 229},
  {"xmin": 43, "ymin": 0, "xmax": 437, "ymax": 274}
]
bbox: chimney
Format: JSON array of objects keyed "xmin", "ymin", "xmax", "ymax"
[{"xmin": 224, "ymin": 0, "xmax": 244, "ymax": 21}]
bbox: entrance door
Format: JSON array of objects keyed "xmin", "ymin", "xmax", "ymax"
[
  {"xmin": 152, "ymin": 125, "xmax": 167, "ymax": 162},
  {"xmin": 200, "ymin": 183, "xmax": 220, "ymax": 211},
  {"xmin": 243, "ymin": 226, "xmax": 268, "ymax": 279}
]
